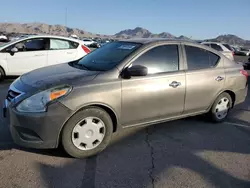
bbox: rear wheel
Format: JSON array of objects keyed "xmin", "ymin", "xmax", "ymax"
[
  {"xmin": 62, "ymin": 107, "xmax": 113, "ymax": 158},
  {"xmin": 209, "ymin": 92, "xmax": 232, "ymax": 123},
  {"xmin": 0, "ymin": 67, "xmax": 5, "ymax": 82}
]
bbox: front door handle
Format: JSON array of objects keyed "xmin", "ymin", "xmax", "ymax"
[
  {"xmin": 215, "ymin": 76, "xmax": 224, "ymax": 82},
  {"xmin": 35, "ymin": 54, "xmax": 45, "ymax": 56},
  {"xmin": 169, "ymin": 81, "xmax": 181, "ymax": 88}
]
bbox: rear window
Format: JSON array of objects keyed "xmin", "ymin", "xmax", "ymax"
[{"xmin": 77, "ymin": 41, "xmax": 142, "ymax": 71}]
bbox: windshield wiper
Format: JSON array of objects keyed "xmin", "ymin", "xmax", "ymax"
[
  {"xmin": 78, "ymin": 64, "xmax": 90, "ymax": 70},
  {"xmin": 69, "ymin": 61, "xmax": 90, "ymax": 70}
]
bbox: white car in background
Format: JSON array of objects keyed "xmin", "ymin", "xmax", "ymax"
[
  {"xmin": 82, "ymin": 39, "xmax": 95, "ymax": 46},
  {"xmin": 238, "ymin": 47, "xmax": 250, "ymax": 56},
  {"xmin": 0, "ymin": 35, "xmax": 9, "ymax": 42},
  {"xmin": 0, "ymin": 35, "xmax": 91, "ymax": 81},
  {"xmin": 201, "ymin": 42, "xmax": 234, "ymax": 61}
]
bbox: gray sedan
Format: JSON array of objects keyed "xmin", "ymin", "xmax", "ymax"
[{"xmin": 3, "ymin": 39, "xmax": 248, "ymax": 158}]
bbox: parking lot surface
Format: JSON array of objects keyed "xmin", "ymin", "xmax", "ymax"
[{"xmin": 0, "ymin": 56, "xmax": 250, "ymax": 188}]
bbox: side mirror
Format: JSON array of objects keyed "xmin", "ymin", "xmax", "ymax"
[
  {"xmin": 125, "ymin": 65, "xmax": 148, "ymax": 77},
  {"xmin": 11, "ymin": 47, "xmax": 18, "ymax": 53},
  {"xmin": 10, "ymin": 47, "xmax": 18, "ymax": 56}
]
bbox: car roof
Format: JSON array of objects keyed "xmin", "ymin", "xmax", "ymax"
[
  {"xmin": 117, "ymin": 38, "xmax": 211, "ymax": 50},
  {"xmin": 201, "ymin": 41, "xmax": 224, "ymax": 45},
  {"xmin": 118, "ymin": 38, "xmax": 194, "ymax": 44},
  {"xmin": 17, "ymin": 34, "xmax": 81, "ymax": 42},
  {"xmin": 116, "ymin": 38, "xmax": 225, "ymax": 57}
]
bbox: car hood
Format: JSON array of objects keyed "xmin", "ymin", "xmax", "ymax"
[{"xmin": 18, "ymin": 63, "xmax": 99, "ymax": 91}]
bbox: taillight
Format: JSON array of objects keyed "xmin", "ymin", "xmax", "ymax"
[
  {"xmin": 240, "ymin": 69, "xmax": 248, "ymax": 79},
  {"xmin": 232, "ymin": 51, "xmax": 235, "ymax": 56},
  {"xmin": 81, "ymin": 45, "xmax": 91, "ymax": 54}
]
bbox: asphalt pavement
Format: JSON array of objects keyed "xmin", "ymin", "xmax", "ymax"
[{"xmin": 0, "ymin": 56, "xmax": 250, "ymax": 188}]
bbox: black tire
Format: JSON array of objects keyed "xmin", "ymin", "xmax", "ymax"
[
  {"xmin": 62, "ymin": 107, "xmax": 113, "ymax": 158},
  {"xmin": 209, "ymin": 92, "xmax": 232, "ymax": 123},
  {"xmin": 0, "ymin": 67, "xmax": 5, "ymax": 82}
]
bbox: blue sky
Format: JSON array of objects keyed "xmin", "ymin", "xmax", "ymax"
[{"xmin": 1, "ymin": 0, "xmax": 249, "ymax": 39}]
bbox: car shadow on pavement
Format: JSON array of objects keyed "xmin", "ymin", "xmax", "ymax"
[{"xmin": 35, "ymin": 116, "xmax": 250, "ymax": 188}]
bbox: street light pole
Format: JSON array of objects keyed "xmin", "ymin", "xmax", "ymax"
[{"xmin": 65, "ymin": 8, "xmax": 68, "ymax": 28}]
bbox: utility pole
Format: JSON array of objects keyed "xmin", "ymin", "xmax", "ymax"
[{"xmin": 65, "ymin": 8, "xmax": 68, "ymax": 28}]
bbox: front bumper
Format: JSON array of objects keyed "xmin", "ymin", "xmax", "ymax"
[
  {"xmin": 234, "ymin": 85, "xmax": 248, "ymax": 106},
  {"xmin": 7, "ymin": 102, "xmax": 72, "ymax": 149}
]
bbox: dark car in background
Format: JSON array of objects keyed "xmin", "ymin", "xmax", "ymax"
[
  {"xmin": 89, "ymin": 40, "xmax": 101, "ymax": 48},
  {"xmin": 244, "ymin": 56, "xmax": 250, "ymax": 69},
  {"xmin": 231, "ymin": 47, "xmax": 246, "ymax": 56}
]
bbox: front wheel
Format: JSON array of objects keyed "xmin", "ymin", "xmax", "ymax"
[
  {"xmin": 62, "ymin": 107, "xmax": 113, "ymax": 158},
  {"xmin": 0, "ymin": 67, "xmax": 5, "ymax": 82},
  {"xmin": 209, "ymin": 92, "xmax": 232, "ymax": 123}
]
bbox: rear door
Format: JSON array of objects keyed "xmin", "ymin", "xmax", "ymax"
[
  {"xmin": 182, "ymin": 44, "xmax": 225, "ymax": 114},
  {"xmin": 6, "ymin": 38, "xmax": 48, "ymax": 75},
  {"xmin": 121, "ymin": 43, "xmax": 186, "ymax": 126},
  {"xmin": 47, "ymin": 38, "xmax": 79, "ymax": 65}
]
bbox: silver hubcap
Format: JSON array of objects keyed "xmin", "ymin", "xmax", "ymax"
[
  {"xmin": 215, "ymin": 97, "xmax": 230, "ymax": 119},
  {"xmin": 72, "ymin": 117, "xmax": 106, "ymax": 150}
]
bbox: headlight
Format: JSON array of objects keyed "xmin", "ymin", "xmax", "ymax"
[{"xmin": 16, "ymin": 85, "xmax": 72, "ymax": 113}]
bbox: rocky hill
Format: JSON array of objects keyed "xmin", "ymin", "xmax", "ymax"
[
  {"xmin": 206, "ymin": 34, "xmax": 250, "ymax": 47},
  {"xmin": 0, "ymin": 22, "xmax": 249, "ymax": 47},
  {"xmin": 114, "ymin": 27, "xmax": 178, "ymax": 39},
  {"xmin": 0, "ymin": 22, "xmax": 105, "ymax": 38},
  {"xmin": 0, "ymin": 23, "xmax": 189, "ymax": 40}
]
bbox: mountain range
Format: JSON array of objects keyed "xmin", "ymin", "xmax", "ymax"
[{"xmin": 0, "ymin": 22, "xmax": 249, "ymax": 47}]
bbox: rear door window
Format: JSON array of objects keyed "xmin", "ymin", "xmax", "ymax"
[
  {"xmin": 50, "ymin": 39, "xmax": 79, "ymax": 50},
  {"xmin": 185, "ymin": 45, "xmax": 220, "ymax": 70}
]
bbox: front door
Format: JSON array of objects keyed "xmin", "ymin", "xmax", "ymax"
[
  {"xmin": 183, "ymin": 44, "xmax": 225, "ymax": 114},
  {"xmin": 6, "ymin": 38, "xmax": 48, "ymax": 75},
  {"xmin": 121, "ymin": 44, "xmax": 186, "ymax": 126}
]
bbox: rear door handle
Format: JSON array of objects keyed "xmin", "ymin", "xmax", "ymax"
[
  {"xmin": 169, "ymin": 81, "xmax": 181, "ymax": 88},
  {"xmin": 67, "ymin": 52, "xmax": 74, "ymax": 54},
  {"xmin": 215, "ymin": 76, "xmax": 224, "ymax": 82},
  {"xmin": 35, "ymin": 54, "xmax": 45, "ymax": 56}
]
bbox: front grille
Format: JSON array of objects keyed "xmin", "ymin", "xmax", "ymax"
[{"xmin": 6, "ymin": 89, "xmax": 21, "ymax": 101}]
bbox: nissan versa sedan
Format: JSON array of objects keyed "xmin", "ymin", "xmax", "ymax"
[{"xmin": 3, "ymin": 39, "xmax": 248, "ymax": 158}]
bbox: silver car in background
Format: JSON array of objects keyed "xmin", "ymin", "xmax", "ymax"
[{"xmin": 201, "ymin": 42, "xmax": 234, "ymax": 60}]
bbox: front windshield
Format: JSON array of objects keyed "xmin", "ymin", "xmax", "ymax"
[
  {"xmin": 77, "ymin": 41, "xmax": 142, "ymax": 71},
  {"xmin": 0, "ymin": 40, "xmax": 15, "ymax": 48}
]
